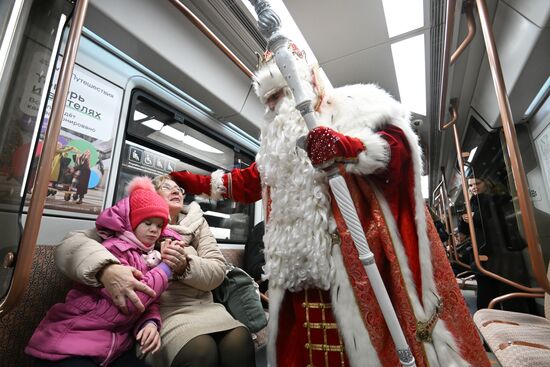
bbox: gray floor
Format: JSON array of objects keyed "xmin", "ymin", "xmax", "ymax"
[
  {"xmin": 462, "ymin": 289, "xmax": 479, "ymax": 315},
  {"xmin": 460, "ymin": 289, "xmax": 502, "ymax": 367}
]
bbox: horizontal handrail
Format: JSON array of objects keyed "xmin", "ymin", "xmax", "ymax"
[
  {"xmin": 168, "ymin": 0, "xmax": 254, "ymax": 78},
  {"xmin": 488, "ymin": 292, "xmax": 545, "ymax": 309}
]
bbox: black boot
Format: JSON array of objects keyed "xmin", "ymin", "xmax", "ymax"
[{"xmin": 64, "ymin": 192, "xmax": 71, "ymax": 201}]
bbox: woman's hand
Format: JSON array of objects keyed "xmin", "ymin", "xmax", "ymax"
[
  {"xmin": 137, "ymin": 322, "xmax": 161, "ymax": 355},
  {"xmin": 161, "ymin": 240, "xmax": 189, "ymax": 275},
  {"xmin": 98, "ymin": 264, "xmax": 156, "ymax": 314}
]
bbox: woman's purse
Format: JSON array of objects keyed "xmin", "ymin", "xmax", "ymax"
[{"xmin": 212, "ymin": 265, "xmax": 268, "ymax": 333}]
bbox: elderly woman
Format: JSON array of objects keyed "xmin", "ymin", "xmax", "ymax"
[{"xmin": 55, "ymin": 175, "xmax": 255, "ymax": 367}]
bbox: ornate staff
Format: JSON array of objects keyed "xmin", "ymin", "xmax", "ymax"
[{"xmin": 248, "ymin": 1, "xmax": 416, "ymax": 366}]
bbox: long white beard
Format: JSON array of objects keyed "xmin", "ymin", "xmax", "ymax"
[{"xmin": 256, "ymin": 97, "xmax": 335, "ymax": 291}]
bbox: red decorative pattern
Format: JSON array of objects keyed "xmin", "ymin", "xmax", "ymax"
[
  {"xmin": 277, "ymin": 290, "xmax": 350, "ymax": 367},
  {"xmin": 331, "ymin": 171, "xmax": 426, "ymax": 366},
  {"xmin": 425, "ymin": 208, "xmax": 491, "ymax": 366},
  {"xmin": 329, "ymin": 169, "xmax": 490, "ymax": 367}
]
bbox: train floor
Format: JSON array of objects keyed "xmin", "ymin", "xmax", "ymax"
[{"xmin": 461, "ymin": 288, "xmax": 502, "ymax": 367}]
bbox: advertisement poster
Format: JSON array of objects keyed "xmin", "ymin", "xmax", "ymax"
[{"xmin": 26, "ymin": 59, "xmax": 123, "ymax": 215}]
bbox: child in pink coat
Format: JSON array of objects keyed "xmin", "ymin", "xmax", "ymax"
[{"xmin": 26, "ymin": 177, "xmax": 180, "ymax": 367}]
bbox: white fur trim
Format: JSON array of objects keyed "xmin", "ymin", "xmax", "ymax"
[
  {"xmin": 266, "ymin": 285, "xmax": 285, "ymax": 367},
  {"xmin": 317, "ymin": 84, "xmax": 410, "ymax": 133},
  {"xmin": 331, "ymin": 245, "xmax": 381, "ymax": 367},
  {"xmin": 257, "ymin": 96, "xmax": 335, "ymax": 291},
  {"xmin": 345, "ymin": 129, "xmax": 390, "ymax": 175},
  {"xmin": 372, "ymin": 184, "xmax": 468, "ymax": 366},
  {"xmin": 253, "ymin": 56, "xmax": 312, "ymax": 107},
  {"xmin": 210, "ymin": 170, "xmax": 225, "ymax": 201}
]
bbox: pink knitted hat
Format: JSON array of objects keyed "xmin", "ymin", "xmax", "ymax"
[{"xmin": 127, "ymin": 176, "xmax": 169, "ymax": 231}]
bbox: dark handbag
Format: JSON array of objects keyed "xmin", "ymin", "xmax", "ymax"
[{"xmin": 212, "ymin": 265, "xmax": 268, "ymax": 333}]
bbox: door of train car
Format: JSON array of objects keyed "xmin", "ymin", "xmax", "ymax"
[{"xmin": 0, "ymin": 0, "xmax": 75, "ymax": 309}]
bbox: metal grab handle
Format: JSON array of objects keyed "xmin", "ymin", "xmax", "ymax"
[
  {"xmin": 450, "ymin": 0, "xmax": 476, "ymax": 65},
  {"xmin": 487, "ymin": 292, "xmax": 545, "ymax": 309},
  {"xmin": 439, "ymin": 1, "xmax": 475, "ymax": 131},
  {"xmin": 438, "ymin": 0, "xmax": 457, "ymax": 131},
  {"xmin": 0, "ymin": 0, "xmax": 89, "ymax": 318},
  {"xmin": 248, "ymin": 1, "xmax": 415, "ymax": 365},
  {"xmin": 441, "ymin": 103, "xmax": 458, "ymax": 130}
]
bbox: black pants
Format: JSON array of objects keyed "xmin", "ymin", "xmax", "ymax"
[
  {"xmin": 34, "ymin": 347, "xmax": 150, "ymax": 367},
  {"xmin": 476, "ymin": 273, "xmax": 537, "ymax": 313}
]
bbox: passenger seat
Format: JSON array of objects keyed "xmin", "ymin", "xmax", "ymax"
[{"xmin": 473, "ymin": 263, "xmax": 550, "ymax": 367}]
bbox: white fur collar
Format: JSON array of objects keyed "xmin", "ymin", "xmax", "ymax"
[{"xmin": 169, "ymin": 201, "xmax": 204, "ymax": 235}]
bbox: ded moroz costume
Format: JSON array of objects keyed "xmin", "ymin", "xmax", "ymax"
[{"xmin": 170, "ymin": 46, "xmax": 489, "ymax": 367}]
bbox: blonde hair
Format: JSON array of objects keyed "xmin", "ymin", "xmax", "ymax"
[{"xmin": 151, "ymin": 175, "xmax": 173, "ymax": 192}]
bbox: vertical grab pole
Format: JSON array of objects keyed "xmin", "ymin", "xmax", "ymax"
[
  {"xmin": 249, "ymin": 1, "xmax": 416, "ymax": 365},
  {"xmin": 0, "ymin": 0, "xmax": 89, "ymax": 317}
]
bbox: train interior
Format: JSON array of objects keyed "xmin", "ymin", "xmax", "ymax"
[{"xmin": 0, "ymin": 0, "xmax": 549, "ymax": 366}]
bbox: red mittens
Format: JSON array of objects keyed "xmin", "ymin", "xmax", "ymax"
[
  {"xmin": 305, "ymin": 126, "xmax": 366, "ymax": 168},
  {"xmin": 169, "ymin": 171, "xmax": 211, "ymax": 195}
]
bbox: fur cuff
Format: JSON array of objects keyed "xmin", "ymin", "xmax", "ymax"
[
  {"xmin": 210, "ymin": 170, "xmax": 226, "ymax": 201},
  {"xmin": 345, "ymin": 130, "xmax": 390, "ymax": 175}
]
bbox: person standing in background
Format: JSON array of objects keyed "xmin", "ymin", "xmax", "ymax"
[{"xmin": 458, "ymin": 177, "xmax": 535, "ymax": 312}]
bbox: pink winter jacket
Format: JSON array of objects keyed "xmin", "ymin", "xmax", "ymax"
[{"xmin": 25, "ymin": 197, "xmax": 179, "ymax": 365}]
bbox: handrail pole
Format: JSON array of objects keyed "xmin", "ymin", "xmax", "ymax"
[
  {"xmin": 450, "ymin": 0, "xmax": 476, "ymax": 65},
  {"xmin": 438, "ymin": 0, "xmax": 457, "ymax": 131},
  {"xmin": 475, "ymin": 0, "xmax": 550, "ymax": 294},
  {"xmin": 168, "ymin": 0, "xmax": 254, "ymax": 79},
  {"xmin": 432, "ymin": 180, "xmax": 444, "ymax": 201},
  {"xmin": 441, "ymin": 171, "xmax": 470, "ymax": 269},
  {"xmin": 0, "ymin": 0, "xmax": 89, "ymax": 317},
  {"xmin": 488, "ymin": 292, "xmax": 545, "ymax": 309}
]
